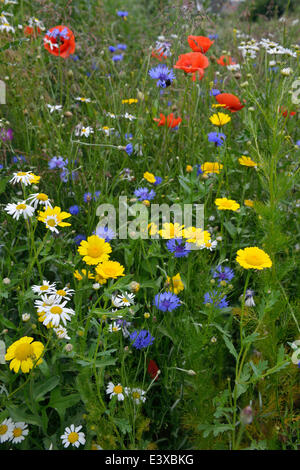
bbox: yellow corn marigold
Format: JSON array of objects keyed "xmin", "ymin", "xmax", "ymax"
[{"xmin": 236, "ymin": 247, "xmax": 272, "ymax": 270}]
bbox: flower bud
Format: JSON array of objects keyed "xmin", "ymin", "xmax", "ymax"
[{"xmin": 240, "ymin": 405, "xmax": 253, "ymax": 425}]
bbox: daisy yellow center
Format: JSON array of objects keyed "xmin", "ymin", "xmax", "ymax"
[
  {"xmin": 47, "ymin": 218, "xmax": 57, "ymax": 227},
  {"xmin": 132, "ymin": 391, "xmax": 140, "ymax": 399},
  {"xmin": 122, "ymin": 298, "xmax": 129, "ymax": 303},
  {"xmin": 37, "ymin": 193, "xmax": 48, "ymax": 201},
  {"xmin": 13, "ymin": 428, "xmax": 22, "ymax": 437},
  {"xmin": 113, "ymin": 385, "xmax": 123, "ymax": 394},
  {"xmin": 68, "ymin": 432, "xmax": 79, "ymax": 444},
  {"xmin": 40, "ymin": 285, "xmax": 49, "ymax": 291},
  {"xmin": 0, "ymin": 425, "xmax": 8, "ymax": 435},
  {"xmin": 50, "ymin": 306, "xmax": 63, "ymax": 315},
  {"xmin": 15, "ymin": 343, "xmax": 34, "ymax": 361},
  {"xmin": 112, "ymin": 326, "xmax": 119, "ymax": 331},
  {"xmin": 56, "ymin": 289, "xmax": 66, "ymax": 296},
  {"xmin": 17, "ymin": 172, "xmax": 27, "ymax": 176},
  {"xmin": 16, "ymin": 203, "xmax": 27, "ymax": 210}
]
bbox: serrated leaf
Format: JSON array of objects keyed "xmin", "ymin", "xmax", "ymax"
[
  {"xmin": 223, "ymin": 335, "xmax": 238, "ymax": 361},
  {"xmin": 32, "ymin": 376, "xmax": 60, "ymax": 402}
]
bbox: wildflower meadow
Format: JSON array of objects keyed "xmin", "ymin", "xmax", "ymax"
[{"xmin": 0, "ymin": 0, "xmax": 300, "ymax": 453}]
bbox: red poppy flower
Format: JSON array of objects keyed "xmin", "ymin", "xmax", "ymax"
[
  {"xmin": 153, "ymin": 113, "xmax": 182, "ymax": 128},
  {"xmin": 24, "ymin": 25, "xmax": 41, "ymax": 37},
  {"xmin": 187, "ymin": 35, "xmax": 214, "ymax": 53},
  {"xmin": 216, "ymin": 55, "xmax": 236, "ymax": 66},
  {"xmin": 215, "ymin": 93, "xmax": 244, "ymax": 112},
  {"xmin": 151, "ymin": 47, "xmax": 168, "ymax": 61},
  {"xmin": 280, "ymin": 106, "xmax": 296, "ymax": 117},
  {"xmin": 148, "ymin": 359, "xmax": 159, "ymax": 380},
  {"xmin": 191, "ymin": 68, "xmax": 205, "ymax": 82},
  {"xmin": 174, "ymin": 52, "xmax": 209, "ymax": 74},
  {"xmin": 44, "ymin": 25, "xmax": 75, "ymax": 58}
]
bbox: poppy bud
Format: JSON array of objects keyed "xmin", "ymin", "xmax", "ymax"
[{"xmin": 240, "ymin": 405, "xmax": 253, "ymax": 425}]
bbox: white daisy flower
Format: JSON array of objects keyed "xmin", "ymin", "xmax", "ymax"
[
  {"xmin": 75, "ymin": 97, "xmax": 91, "ymax": 103},
  {"xmin": 26, "ymin": 192, "xmax": 52, "ymax": 209},
  {"xmin": 80, "ymin": 126, "xmax": 94, "ymax": 137},
  {"xmin": 10, "ymin": 171, "xmax": 37, "ymax": 186},
  {"xmin": 60, "ymin": 424, "xmax": 86, "ymax": 448},
  {"xmin": 0, "ymin": 14, "xmax": 9, "ymax": 24},
  {"xmin": 10, "ymin": 422, "xmax": 29, "ymax": 444},
  {"xmin": 28, "ymin": 17, "xmax": 45, "ymax": 30},
  {"xmin": 108, "ymin": 322, "xmax": 121, "ymax": 333},
  {"xmin": 47, "ymin": 104, "xmax": 63, "ymax": 113},
  {"xmin": 200, "ymin": 240, "xmax": 218, "ymax": 251},
  {"xmin": 105, "ymin": 112, "xmax": 117, "ymax": 119},
  {"xmin": 34, "ymin": 294, "xmax": 60, "ymax": 316},
  {"xmin": 106, "ymin": 382, "xmax": 125, "ymax": 401},
  {"xmin": 42, "ymin": 300, "xmax": 75, "ymax": 327},
  {"xmin": 54, "ymin": 286, "xmax": 75, "ymax": 301},
  {"xmin": 53, "ymin": 325, "xmax": 70, "ymax": 340},
  {"xmin": 0, "ymin": 23, "xmax": 15, "ymax": 33},
  {"xmin": 99, "ymin": 126, "xmax": 115, "ymax": 136},
  {"xmin": 125, "ymin": 387, "xmax": 146, "ymax": 405},
  {"xmin": 0, "ymin": 418, "xmax": 14, "ymax": 443},
  {"xmin": 111, "ymin": 292, "xmax": 135, "ymax": 308},
  {"xmin": 44, "ymin": 37, "xmax": 59, "ymax": 51},
  {"xmin": 4, "ymin": 201, "xmax": 35, "ymax": 220},
  {"xmin": 281, "ymin": 67, "xmax": 293, "ymax": 76},
  {"xmin": 32, "ymin": 281, "xmax": 57, "ymax": 296},
  {"xmin": 122, "ymin": 112, "xmax": 136, "ymax": 121}
]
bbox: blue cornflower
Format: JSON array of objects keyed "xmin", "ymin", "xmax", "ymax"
[
  {"xmin": 12, "ymin": 155, "xmax": 26, "ymax": 164},
  {"xmin": 94, "ymin": 191, "xmax": 101, "ymax": 200},
  {"xmin": 196, "ymin": 165, "xmax": 203, "ymax": 176},
  {"xmin": 117, "ymin": 319, "xmax": 132, "ymax": 338},
  {"xmin": 69, "ymin": 205, "xmax": 80, "ymax": 215},
  {"xmin": 117, "ymin": 44, "xmax": 127, "ymax": 50},
  {"xmin": 60, "ymin": 168, "xmax": 78, "ymax": 183},
  {"xmin": 166, "ymin": 238, "xmax": 191, "ymax": 258},
  {"xmin": 208, "ymin": 131, "xmax": 226, "ymax": 147},
  {"xmin": 210, "ymin": 88, "xmax": 221, "ymax": 96},
  {"xmin": 70, "ymin": 54, "xmax": 79, "ymax": 61},
  {"xmin": 149, "ymin": 64, "xmax": 176, "ymax": 88},
  {"xmin": 130, "ymin": 329, "xmax": 155, "ymax": 349},
  {"xmin": 296, "ymin": 140, "xmax": 300, "ymax": 147},
  {"xmin": 204, "ymin": 291, "xmax": 229, "ymax": 309},
  {"xmin": 125, "ymin": 143, "xmax": 133, "ymax": 155},
  {"xmin": 112, "ymin": 54, "xmax": 124, "ymax": 62},
  {"xmin": 74, "ymin": 234, "xmax": 86, "ymax": 245},
  {"xmin": 125, "ymin": 133, "xmax": 133, "ymax": 140},
  {"xmin": 134, "ymin": 187, "xmax": 156, "ymax": 201},
  {"xmin": 117, "ymin": 11, "xmax": 128, "ymax": 18},
  {"xmin": 48, "ymin": 156, "xmax": 68, "ymax": 169},
  {"xmin": 47, "ymin": 27, "xmax": 69, "ymax": 40},
  {"xmin": 208, "ymin": 34, "xmax": 219, "ymax": 40},
  {"xmin": 154, "ymin": 291, "xmax": 181, "ymax": 312},
  {"xmin": 0, "ymin": 164, "xmax": 3, "ymax": 170},
  {"xmin": 211, "ymin": 265, "xmax": 234, "ymax": 283},
  {"xmin": 95, "ymin": 226, "xmax": 116, "ymax": 242},
  {"xmin": 84, "ymin": 192, "xmax": 93, "ymax": 203},
  {"xmin": 109, "ymin": 45, "xmax": 117, "ymax": 52},
  {"xmin": 153, "ymin": 176, "xmax": 162, "ymax": 185}
]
